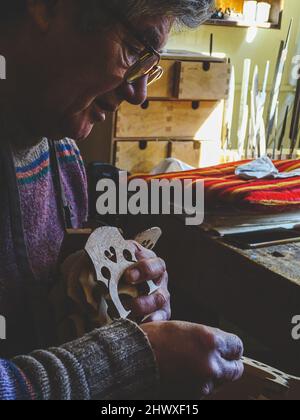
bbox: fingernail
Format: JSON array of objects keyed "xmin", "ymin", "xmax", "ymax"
[{"xmin": 128, "ymin": 268, "xmax": 140, "ymax": 284}]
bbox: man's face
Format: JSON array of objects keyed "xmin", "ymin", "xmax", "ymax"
[{"xmin": 11, "ymin": 3, "xmax": 172, "ymax": 141}]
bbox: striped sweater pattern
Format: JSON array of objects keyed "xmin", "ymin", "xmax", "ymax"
[{"xmin": 0, "ymin": 138, "xmax": 88, "ymax": 398}]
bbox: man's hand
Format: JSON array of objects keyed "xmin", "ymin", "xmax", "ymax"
[
  {"xmin": 124, "ymin": 241, "xmax": 171, "ymax": 323},
  {"xmin": 141, "ymin": 321, "xmax": 244, "ymax": 398}
]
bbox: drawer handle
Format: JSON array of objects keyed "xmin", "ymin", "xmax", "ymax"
[
  {"xmin": 192, "ymin": 101, "xmax": 200, "ymax": 110},
  {"xmin": 141, "ymin": 100, "xmax": 150, "ymax": 110},
  {"xmin": 139, "ymin": 141, "xmax": 148, "ymax": 150},
  {"xmin": 203, "ymin": 62, "xmax": 211, "ymax": 72}
]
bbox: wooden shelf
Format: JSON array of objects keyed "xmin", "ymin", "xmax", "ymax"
[
  {"xmin": 206, "ymin": 0, "xmax": 284, "ymax": 30},
  {"xmin": 206, "ymin": 18, "xmax": 281, "ymax": 30}
]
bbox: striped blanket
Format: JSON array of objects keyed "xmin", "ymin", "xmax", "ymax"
[{"xmin": 130, "ymin": 160, "xmax": 300, "ymax": 213}]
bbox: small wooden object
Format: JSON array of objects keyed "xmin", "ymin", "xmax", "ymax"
[
  {"xmin": 207, "ymin": 357, "xmax": 300, "ymax": 400},
  {"xmin": 52, "ymin": 227, "xmax": 163, "ymax": 342},
  {"xmin": 84, "ymin": 227, "xmax": 161, "ymax": 321}
]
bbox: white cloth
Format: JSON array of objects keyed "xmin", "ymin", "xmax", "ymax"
[
  {"xmin": 150, "ymin": 158, "xmax": 195, "ymax": 175},
  {"xmin": 235, "ymin": 156, "xmax": 300, "ymax": 180}
]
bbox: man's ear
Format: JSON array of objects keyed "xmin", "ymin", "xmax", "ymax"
[{"xmin": 27, "ymin": 0, "xmax": 58, "ymax": 31}]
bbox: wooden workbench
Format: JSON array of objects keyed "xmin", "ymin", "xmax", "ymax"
[{"xmin": 125, "ymin": 214, "xmax": 300, "ymax": 376}]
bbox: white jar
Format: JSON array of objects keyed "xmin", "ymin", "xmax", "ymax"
[
  {"xmin": 243, "ymin": 1, "xmax": 258, "ymax": 21},
  {"xmin": 256, "ymin": 2, "xmax": 271, "ymax": 23}
]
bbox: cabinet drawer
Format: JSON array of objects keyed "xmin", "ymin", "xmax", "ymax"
[
  {"xmin": 116, "ymin": 100, "xmax": 224, "ymax": 140},
  {"xmin": 170, "ymin": 141, "xmax": 201, "ymax": 168},
  {"xmin": 114, "ymin": 140, "xmax": 222, "ymax": 174},
  {"xmin": 171, "ymin": 140, "xmax": 221, "ymax": 168},
  {"xmin": 176, "ymin": 61, "xmax": 231, "ymax": 101},
  {"xmin": 147, "ymin": 60, "xmax": 178, "ymax": 99},
  {"xmin": 114, "ymin": 141, "xmax": 169, "ymax": 174}
]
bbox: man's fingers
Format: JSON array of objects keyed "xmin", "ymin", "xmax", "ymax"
[
  {"xmin": 130, "ymin": 240, "xmax": 157, "ymax": 259},
  {"xmin": 199, "ymin": 381, "xmax": 215, "ymax": 397},
  {"xmin": 199, "ymin": 358, "xmax": 243, "ymax": 396},
  {"xmin": 141, "ymin": 308, "xmax": 171, "ymax": 323},
  {"xmin": 218, "ymin": 332, "xmax": 244, "ymax": 361},
  {"xmin": 218, "ymin": 358, "xmax": 244, "ymax": 382},
  {"xmin": 129, "ymin": 289, "xmax": 170, "ymax": 319},
  {"xmin": 125, "ymin": 258, "xmax": 167, "ymax": 285}
]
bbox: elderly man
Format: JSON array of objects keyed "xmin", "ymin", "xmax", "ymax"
[{"xmin": 0, "ymin": 0, "xmax": 244, "ymax": 400}]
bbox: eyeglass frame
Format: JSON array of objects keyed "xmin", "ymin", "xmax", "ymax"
[{"xmin": 101, "ymin": 4, "xmax": 164, "ymax": 86}]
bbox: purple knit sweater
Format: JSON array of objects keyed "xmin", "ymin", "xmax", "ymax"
[
  {"xmin": 0, "ymin": 138, "xmax": 159, "ymax": 400},
  {"xmin": 0, "ymin": 138, "xmax": 88, "ymax": 357}
]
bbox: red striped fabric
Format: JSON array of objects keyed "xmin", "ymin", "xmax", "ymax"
[{"xmin": 130, "ymin": 160, "xmax": 300, "ymax": 212}]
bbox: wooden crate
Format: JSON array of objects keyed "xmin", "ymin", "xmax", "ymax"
[
  {"xmin": 176, "ymin": 61, "xmax": 231, "ymax": 101},
  {"xmin": 114, "ymin": 141, "xmax": 169, "ymax": 173},
  {"xmin": 115, "ymin": 100, "xmax": 225, "ymax": 140}
]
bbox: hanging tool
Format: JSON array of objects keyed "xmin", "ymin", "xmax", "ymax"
[
  {"xmin": 289, "ymin": 76, "xmax": 300, "ymax": 157},
  {"xmin": 266, "ymin": 20, "xmax": 293, "ymax": 148},
  {"xmin": 277, "ymin": 105, "xmax": 289, "ymax": 159},
  {"xmin": 248, "ymin": 62, "xmax": 270, "ymax": 158},
  {"xmin": 210, "ymin": 33, "xmax": 214, "ymax": 57},
  {"xmin": 257, "ymin": 61, "xmax": 270, "ymax": 157},
  {"xmin": 238, "ymin": 59, "xmax": 251, "ymax": 158},
  {"xmin": 272, "ymin": 101, "xmax": 279, "ymax": 159},
  {"xmin": 224, "ymin": 64, "xmax": 235, "ymax": 151},
  {"xmin": 249, "ymin": 66, "xmax": 259, "ymax": 157}
]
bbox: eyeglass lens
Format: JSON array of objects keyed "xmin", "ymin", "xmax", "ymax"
[{"xmin": 126, "ymin": 53, "xmax": 159, "ymax": 83}]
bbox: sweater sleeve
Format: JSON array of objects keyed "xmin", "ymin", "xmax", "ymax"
[{"xmin": 0, "ymin": 319, "xmax": 159, "ymax": 400}]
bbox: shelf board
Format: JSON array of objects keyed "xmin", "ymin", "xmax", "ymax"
[{"xmin": 205, "ymin": 18, "xmax": 281, "ymax": 30}]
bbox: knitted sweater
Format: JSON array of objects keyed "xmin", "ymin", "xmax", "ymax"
[{"xmin": 0, "ymin": 138, "xmax": 158, "ymax": 400}]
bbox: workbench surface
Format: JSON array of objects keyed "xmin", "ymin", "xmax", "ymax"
[
  {"xmin": 127, "ymin": 214, "xmax": 300, "ymax": 376},
  {"xmin": 240, "ymin": 242, "xmax": 300, "ymax": 288}
]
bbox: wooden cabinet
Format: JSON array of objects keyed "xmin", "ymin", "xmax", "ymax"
[
  {"xmin": 81, "ymin": 51, "xmax": 230, "ymax": 173},
  {"xmin": 114, "ymin": 139, "xmax": 221, "ymax": 174},
  {"xmin": 114, "ymin": 52, "xmax": 230, "ymax": 173},
  {"xmin": 116, "ymin": 100, "xmax": 225, "ymax": 140}
]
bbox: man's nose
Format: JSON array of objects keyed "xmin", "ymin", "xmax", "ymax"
[{"xmin": 118, "ymin": 76, "xmax": 148, "ymax": 105}]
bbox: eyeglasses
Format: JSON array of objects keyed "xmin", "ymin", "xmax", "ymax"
[
  {"xmin": 101, "ymin": 5, "xmax": 164, "ymax": 86},
  {"xmin": 125, "ymin": 48, "xmax": 163, "ymax": 86}
]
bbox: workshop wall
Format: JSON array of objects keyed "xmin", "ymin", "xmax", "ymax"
[
  {"xmin": 166, "ymin": 0, "xmax": 300, "ymax": 147},
  {"xmin": 81, "ymin": 1, "xmax": 300, "ymax": 164}
]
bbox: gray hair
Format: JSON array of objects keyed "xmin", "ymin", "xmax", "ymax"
[
  {"xmin": 78, "ymin": 0, "xmax": 214, "ymax": 30},
  {"xmin": 0, "ymin": 0, "xmax": 214, "ymax": 30}
]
